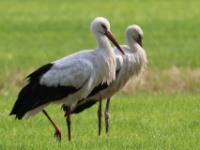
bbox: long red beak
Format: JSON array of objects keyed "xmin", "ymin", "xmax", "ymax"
[{"xmin": 105, "ymin": 31, "xmax": 125, "ymax": 55}]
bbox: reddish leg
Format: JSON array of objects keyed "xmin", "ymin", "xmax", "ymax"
[
  {"xmin": 62, "ymin": 105, "xmax": 72, "ymax": 141},
  {"xmin": 105, "ymin": 98, "xmax": 111, "ymax": 134},
  {"xmin": 42, "ymin": 109, "xmax": 62, "ymax": 141},
  {"xmin": 98, "ymin": 98, "xmax": 102, "ymax": 136}
]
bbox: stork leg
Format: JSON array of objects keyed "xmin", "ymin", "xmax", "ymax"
[
  {"xmin": 105, "ymin": 98, "xmax": 111, "ymax": 134},
  {"xmin": 62, "ymin": 105, "xmax": 72, "ymax": 141},
  {"xmin": 42, "ymin": 109, "xmax": 62, "ymax": 141},
  {"xmin": 98, "ymin": 98, "xmax": 103, "ymax": 136}
]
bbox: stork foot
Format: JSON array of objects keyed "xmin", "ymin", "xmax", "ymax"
[
  {"xmin": 54, "ymin": 127, "xmax": 62, "ymax": 141},
  {"xmin": 42, "ymin": 109, "xmax": 62, "ymax": 141}
]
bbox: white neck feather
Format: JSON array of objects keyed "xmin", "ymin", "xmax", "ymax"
[{"xmin": 95, "ymin": 34, "xmax": 116, "ymax": 85}]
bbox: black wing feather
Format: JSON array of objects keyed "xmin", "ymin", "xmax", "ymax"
[
  {"xmin": 27, "ymin": 63, "xmax": 53, "ymax": 81},
  {"xmin": 10, "ymin": 63, "xmax": 79, "ymax": 119}
]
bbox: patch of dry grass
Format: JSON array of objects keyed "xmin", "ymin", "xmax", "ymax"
[
  {"xmin": 1, "ymin": 66, "xmax": 199, "ymax": 96},
  {"xmin": 124, "ymin": 66, "xmax": 200, "ymax": 94},
  {"xmin": 0, "ymin": 69, "xmax": 28, "ymax": 95}
]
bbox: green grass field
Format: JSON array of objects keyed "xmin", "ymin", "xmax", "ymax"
[{"xmin": 0, "ymin": 0, "xmax": 200, "ymax": 149}]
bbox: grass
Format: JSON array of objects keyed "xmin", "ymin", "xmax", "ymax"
[
  {"xmin": 1, "ymin": 94, "xmax": 200, "ymax": 149},
  {"xmin": 1, "ymin": 0, "xmax": 200, "ymax": 70},
  {"xmin": 0, "ymin": 0, "xmax": 200, "ymax": 149}
]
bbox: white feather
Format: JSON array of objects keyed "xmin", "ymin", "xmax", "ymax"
[
  {"xmin": 26, "ymin": 17, "xmax": 124, "ymax": 117},
  {"xmin": 73, "ymin": 24, "xmax": 147, "ymax": 109}
]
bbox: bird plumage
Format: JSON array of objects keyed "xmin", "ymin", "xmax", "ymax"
[
  {"xmin": 71, "ymin": 24, "xmax": 147, "ymax": 114},
  {"xmin": 69, "ymin": 24, "xmax": 147, "ymax": 136},
  {"xmin": 10, "ymin": 63, "xmax": 81, "ymax": 119},
  {"xmin": 10, "ymin": 17, "xmax": 125, "ymax": 121}
]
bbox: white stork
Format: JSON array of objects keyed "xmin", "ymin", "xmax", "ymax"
[
  {"xmin": 70, "ymin": 24, "xmax": 147, "ymax": 135},
  {"xmin": 10, "ymin": 17, "xmax": 125, "ymax": 141}
]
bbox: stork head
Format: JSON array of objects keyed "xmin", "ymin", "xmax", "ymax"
[
  {"xmin": 91, "ymin": 17, "xmax": 110, "ymax": 35},
  {"xmin": 91, "ymin": 17, "xmax": 125, "ymax": 55},
  {"xmin": 126, "ymin": 24, "xmax": 143, "ymax": 47}
]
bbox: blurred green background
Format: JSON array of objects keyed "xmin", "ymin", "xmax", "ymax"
[{"xmin": 0, "ymin": 0, "xmax": 199, "ymax": 149}]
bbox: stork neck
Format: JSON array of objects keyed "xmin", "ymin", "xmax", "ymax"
[
  {"xmin": 126, "ymin": 34, "xmax": 138, "ymax": 52},
  {"xmin": 95, "ymin": 34, "xmax": 116, "ymax": 85},
  {"xmin": 96, "ymin": 35, "xmax": 113, "ymax": 52}
]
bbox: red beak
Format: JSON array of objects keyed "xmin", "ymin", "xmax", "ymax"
[{"xmin": 105, "ymin": 31, "xmax": 125, "ymax": 55}]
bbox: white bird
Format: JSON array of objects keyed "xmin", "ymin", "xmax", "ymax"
[
  {"xmin": 10, "ymin": 17, "xmax": 125, "ymax": 141},
  {"xmin": 70, "ymin": 24, "xmax": 147, "ymax": 135}
]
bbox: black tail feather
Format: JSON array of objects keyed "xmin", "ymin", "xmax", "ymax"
[
  {"xmin": 10, "ymin": 80, "xmax": 79, "ymax": 119},
  {"xmin": 10, "ymin": 82, "xmax": 36, "ymax": 119}
]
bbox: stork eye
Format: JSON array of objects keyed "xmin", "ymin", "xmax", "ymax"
[{"xmin": 101, "ymin": 24, "xmax": 107, "ymax": 31}]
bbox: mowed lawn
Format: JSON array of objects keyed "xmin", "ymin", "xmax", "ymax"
[{"xmin": 0, "ymin": 0, "xmax": 200, "ymax": 150}]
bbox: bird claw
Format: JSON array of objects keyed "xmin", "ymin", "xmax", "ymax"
[{"xmin": 54, "ymin": 128, "xmax": 62, "ymax": 141}]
